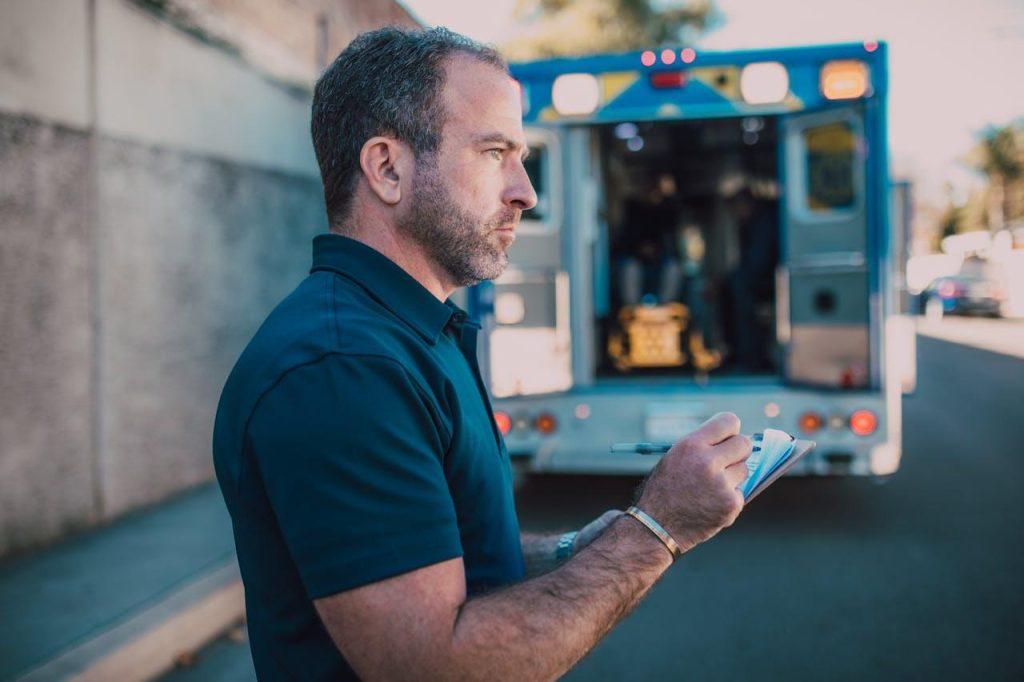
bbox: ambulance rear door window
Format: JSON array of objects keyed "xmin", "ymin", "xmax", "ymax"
[{"xmin": 803, "ymin": 121, "xmax": 855, "ymax": 212}]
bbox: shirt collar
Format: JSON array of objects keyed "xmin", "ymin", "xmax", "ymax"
[{"xmin": 310, "ymin": 233, "xmax": 468, "ymax": 345}]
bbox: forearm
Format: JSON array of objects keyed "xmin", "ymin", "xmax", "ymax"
[
  {"xmin": 448, "ymin": 516, "xmax": 673, "ymax": 680},
  {"xmin": 519, "ymin": 531, "xmax": 564, "ymax": 578}
]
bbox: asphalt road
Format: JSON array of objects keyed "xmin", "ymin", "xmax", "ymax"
[{"xmin": 166, "ymin": 319, "xmax": 1024, "ymax": 681}]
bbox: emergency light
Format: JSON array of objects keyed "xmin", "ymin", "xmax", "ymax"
[
  {"xmin": 739, "ymin": 62, "xmax": 789, "ymax": 105},
  {"xmin": 821, "ymin": 60, "xmax": 870, "ymax": 100},
  {"xmin": 849, "ymin": 409, "xmax": 878, "ymax": 436},
  {"xmin": 494, "ymin": 410, "xmax": 512, "ymax": 435},
  {"xmin": 551, "ymin": 73, "xmax": 600, "ymax": 116},
  {"xmin": 649, "ymin": 71, "xmax": 687, "ymax": 89}
]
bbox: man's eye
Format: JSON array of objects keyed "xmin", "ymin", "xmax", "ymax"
[{"xmin": 487, "ymin": 148, "xmax": 505, "ymax": 160}]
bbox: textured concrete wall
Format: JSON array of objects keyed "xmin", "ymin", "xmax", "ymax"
[
  {"xmin": 0, "ymin": 0, "xmax": 357, "ymax": 556},
  {"xmin": 95, "ymin": 138, "xmax": 322, "ymax": 518},
  {"xmin": 0, "ymin": 116, "xmax": 97, "ymax": 552}
]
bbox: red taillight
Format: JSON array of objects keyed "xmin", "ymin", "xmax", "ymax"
[
  {"xmin": 660, "ymin": 48, "xmax": 676, "ymax": 65},
  {"xmin": 937, "ymin": 280, "xmax": 957, "ymax": 298},
  {"xmin": 849, "ymin": 410, "xmax": 877, "ymax": 436},
  {"xmin": 535, "ymin": 412, "xmax": 558, "ymax": 435},
  {"xmin": 641, "ymin": 50, "xmax": 656, "ymax": 67},
  {"xmin": 681, "ymin": 47, "xmax": 697, "ymax": 64},
  {"xmin": 799, "ymin": 411, "xmax": 823, "ymax": 434},
  {"xmin": 494, "ymin": 411, "xmax": 512, "ymax": 435},
  {"xmin": 650, "ymin": 71, "xmax": 687, "ymax": 89}
]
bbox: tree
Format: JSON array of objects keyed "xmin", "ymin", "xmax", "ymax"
[
  {"xmin": 501, "ymin": 0, "xmax": 719, "ymax": 60},
  {"xmin": 968, "ymin": 122, "xmax": 1024, "ymax": 231}
]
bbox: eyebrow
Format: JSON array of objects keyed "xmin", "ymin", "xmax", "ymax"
[{"xmin": 473, "ymin": 133, "xmax": 531, "ymax": 160}]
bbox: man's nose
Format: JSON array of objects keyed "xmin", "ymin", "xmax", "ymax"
[{"xmin": 504, "ymin": 160, "xmax": 538, "ymax": 212}]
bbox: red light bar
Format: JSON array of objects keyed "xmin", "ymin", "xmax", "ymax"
[{"xmin": 650, "ymin": 70, "xmax": 687, "ymax": 89}]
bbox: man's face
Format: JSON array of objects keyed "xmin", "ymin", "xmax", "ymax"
[{"xmin": 398, "ymin": 55, "xmax": 537, "ymax": 288}]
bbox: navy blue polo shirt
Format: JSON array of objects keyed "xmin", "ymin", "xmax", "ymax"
[{"xmin": 212, "ymin": 233, "xmax": 524, "ymax": 680}]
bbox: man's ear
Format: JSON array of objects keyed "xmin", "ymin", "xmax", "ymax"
[{"xmin": 358, "ymin": 136, "xmax": 411, "ymax": 206}]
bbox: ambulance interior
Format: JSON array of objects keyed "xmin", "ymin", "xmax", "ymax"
[{"xmin": 595, "ymin": 116, "xmax": 781, "ymax": 379}]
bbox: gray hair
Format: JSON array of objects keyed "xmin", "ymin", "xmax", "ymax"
[{"xmin": 311, "ymin": 26, "xmax": 508, "ymax": 230}]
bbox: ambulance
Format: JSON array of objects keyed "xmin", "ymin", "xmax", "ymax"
[{"xmin": 468, "ymin": 42, "xmax": 914, "ymax": 479}]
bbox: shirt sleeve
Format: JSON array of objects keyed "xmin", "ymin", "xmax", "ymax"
[{"xmin": 247, "ymin": 353, "xmax": 463, "ymax": 599}]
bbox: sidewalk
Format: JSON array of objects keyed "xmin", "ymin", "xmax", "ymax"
[{"xmin": 0, "ymin": 483, "xmax": 244, "ymax": 681}]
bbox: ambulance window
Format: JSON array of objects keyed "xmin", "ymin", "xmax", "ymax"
[
  {"xmin": 523, "ymin": 144, "xmax": 550, "ymax": 224},
  {"xmin": 803, "ymin": 122, "xmax": 856, "ymax": 212}
]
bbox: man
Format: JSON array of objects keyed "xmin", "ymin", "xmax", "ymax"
[
  {"xmin": 615, "ymin": 173, "xmax": 683, "ymax": 306},
  {"xmin": 213, "ymin": 27, "xmax": 751, "ymax": 680}
]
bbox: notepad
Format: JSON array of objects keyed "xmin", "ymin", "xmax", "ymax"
[{"xmin": 741, "ymin": 429, "xmax": 815, "ymax": 501}]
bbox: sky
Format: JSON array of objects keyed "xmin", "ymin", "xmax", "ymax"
[{"xmin": 403, "ymin": 0, "xmax": 1024, "ymax": 203}]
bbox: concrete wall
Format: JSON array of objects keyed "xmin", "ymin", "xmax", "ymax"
[{"xmin": 0, "ymin": 0, "xmax": 418, "ymax": 556}]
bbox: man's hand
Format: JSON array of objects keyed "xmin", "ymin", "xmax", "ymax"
[
  {"xmin": 572, "ymin": 509, "xmax": 624, "ymax": 554},
  {"xmin": 634, "ymin": 412, "xmax": 751, "ymax": 554}
]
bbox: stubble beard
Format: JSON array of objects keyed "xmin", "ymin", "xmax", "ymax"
[{"xmin": 398, "ymin": 159, "xmax": 517, "ymax": 288}]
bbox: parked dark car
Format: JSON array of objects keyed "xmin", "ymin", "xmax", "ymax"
[{"xmin": 922, "ymin": 274, "xmax": 1004, "ymax": 318}]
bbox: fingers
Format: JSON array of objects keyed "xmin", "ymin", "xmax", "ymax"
[
  {"xmin": 713, "ymin": 434, "xmax": 753, "ymax": 466},
  {"xmin": 691, "ymin": 412, "xmax": 741, "ymax": 445},
  {"xmin": 724, "ymin": 459, "xmax": 750, "ymax": 491}
]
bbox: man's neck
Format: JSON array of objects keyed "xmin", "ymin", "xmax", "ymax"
[{"xmin": 333, "ymin": 222, "xmax": 456, "ymax": 302}]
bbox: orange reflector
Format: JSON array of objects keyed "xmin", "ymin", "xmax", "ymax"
[
  {"xmin": 535, "ymin": 412, "xmax": 558, "ymax": 435},
  {"xmin": 494, "ymin": 411, "xmax": 512, "ymax": 435},
  {"xmin": 821, "ymin": 59, "xmax": 870, "ymax": 100},
  {"xmin": 798, "ymin": 411, "xmax": 823, "ymax": 434},
  {"xmin": 849, "ymin": 409, "xmax": 877, "ymax": 436}
]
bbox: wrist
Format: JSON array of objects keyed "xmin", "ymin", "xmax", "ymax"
[
  {"xmin": 597, "ymin": 515, "xmax": 675, "ymax": 572},
  {"xmin": 555, "ymin": 531, "xmax": 578, "ymax": 561},
  {"xmin": 623, "ymin": 506, "xmax": 682, "ymax": 561}
]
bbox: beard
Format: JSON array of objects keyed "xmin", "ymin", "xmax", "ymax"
[{"xmin": 397, "ymin": 159, "xmax": 518, "ymax": 288}]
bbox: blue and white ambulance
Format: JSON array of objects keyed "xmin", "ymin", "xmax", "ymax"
[{"xmin": 469, "ymin": 42, "xmax": 913, "ymax": 479}]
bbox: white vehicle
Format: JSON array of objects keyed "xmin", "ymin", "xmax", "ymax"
[{"xmin": 468, "ymin": 42, "xmax": 913, "ymax": 479}]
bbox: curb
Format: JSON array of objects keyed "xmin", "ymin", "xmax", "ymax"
[{"xmin": 15, "ymin": 561, "xmax": 244, "ymax": 682}]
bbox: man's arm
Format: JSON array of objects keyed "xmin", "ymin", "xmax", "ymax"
[
  {"xmin": 520, "ymin": 531, "xmax": 561, "ymax": 578},
  {"xmin": 520, "ymin": 509, "xmax": 624, "ymax": 578},
  {"xmin": 316, "ymin": 513, "xmax": 671, "ymax": 681},
  {"xmin": 315, "ymin": 413, "xmax": 751, "ymax": 681}
]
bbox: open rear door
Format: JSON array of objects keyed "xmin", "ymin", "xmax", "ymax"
[
  {"xmin": 780, "ymin": 106, "xmax": 873, "ymax": 388},
  {"xmin": 472, "ymin": 127, "xmax": 572, "ymax": 398}
]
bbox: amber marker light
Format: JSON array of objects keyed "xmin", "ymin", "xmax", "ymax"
[
  {"xmin": 494, "ymin": 411, "xmax": 512, "ymax": 435},
  {"xmin": 821, "ymin": 59, "xmax": 870, "ymax": 100},
  {"xmin": 798, "ymin": 411, "xmax": 823, "ymax": 434},
  {"xmin": 849, "ymin": 409, "xmax": 878, "ymax": 437},
  {"xmin": 535, "ymin": 412, "xmax": 558, "ymax": 435}
]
